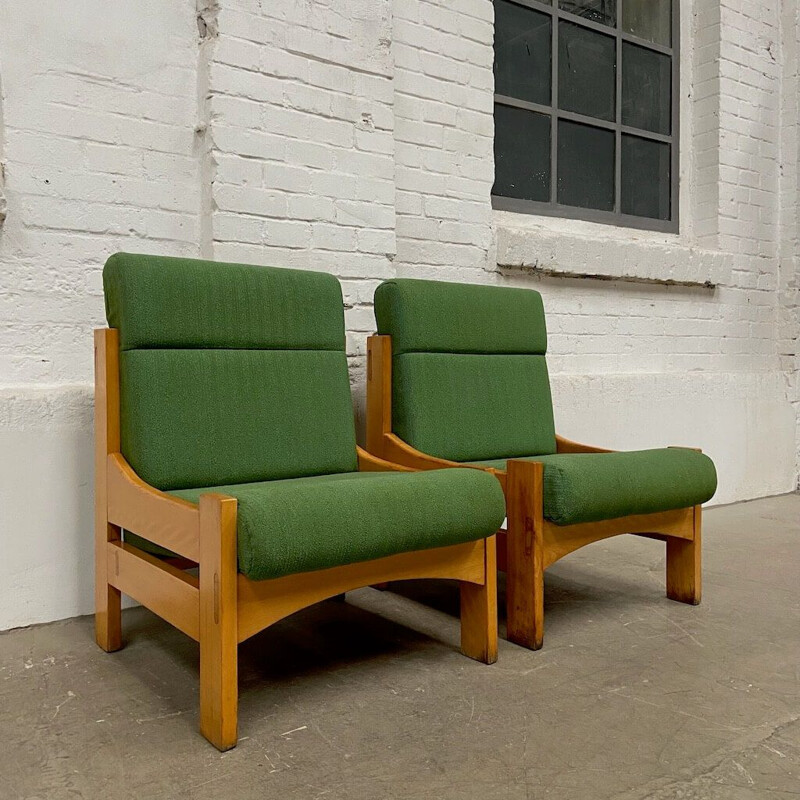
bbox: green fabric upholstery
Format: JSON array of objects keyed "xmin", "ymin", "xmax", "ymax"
[
  {"xmin": 393, "ymin": 353, "xmax": 556, "ymax": 462},
  {"xmin": 374, "ymin": 278, "xmax": 557, "ymax": 462},
  {"xmin": 375, "ymin": 278, "xmax": 547, "ymax": 355},
  {"xmin": 473, "ymin": 449, "xmax": 718, "ymax": 525},
  {"xmin": 120, "ymin": 349, "xmax": 356, "ymax": 490},
  {"xmin": 104, "ymin": 253, "xmax": 357, "ymax": 490},
  {"xmin": 170, "ymin": 469, "xmax": 506, "ymax": 580},
  {"xmin": 104, "ymin": 252, "xmax": 345, "ymax": 351}
]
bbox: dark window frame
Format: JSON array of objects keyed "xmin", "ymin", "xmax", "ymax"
[{"xmin": 492, "ymin": 0, "xmax": 680, "ymax": 234}]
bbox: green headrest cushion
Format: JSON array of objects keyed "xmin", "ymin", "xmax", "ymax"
[
  {"xmin": 104, "ymin": 252, "xmax": 346, "ymax": 351},
  {"xmin": 374, "ymin": 278, "xmax": 547, "ymax": 355}
]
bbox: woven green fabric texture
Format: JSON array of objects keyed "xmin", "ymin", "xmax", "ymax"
[
  {"xmin": 473, "ymin": 448, "xmax": 718, "ymax": 525},
  {"xmin": 375, "ymin": 278, "xmax": 547, "ymax": 355},
  {"xmin": 374, "ymin": 278, "xmax": 557, "ymax": 462},
  {"xmin": 104, "ymin": 253, "xmax": 357, "ymax": 490},
  {"xmin": 104, "ymin": 252, "xmax": 345, "ymax": 351},
  {"xmin": 169, "ymin": 469, "xmax": 506, "ymax": 580},
  {"xmin": 393, "ymin": 353, "xmax": 557, "ymax": 462},
  {"xmin": 120, "ymin": 349, "xmax": 357, "ymax": 490}
]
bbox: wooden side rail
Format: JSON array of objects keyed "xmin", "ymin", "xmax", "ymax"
[
  {"xmin": 237, "ymin": 538, "xmax": 493, "ymax": 642},
  {"xmin": 555, "ymin": 435, "xmax": 614, "ymax": 454},
  {"xmin": 107, "ymin": 541, "xmax": 200, "ymax": 640},
  {"xmin": 541, "ymin": 506, "xmax": 694, "ymax": 567},
  {"xmin": 107, "ymin": 454, "xmax": 200, "ymax": 562},
  {"xmin": 357, "ymin": 446, "xmax": 413, "ymax": 472},
  {"xmin": 382, "ymin": 433, "xmax": 496, "ymax": 473}
]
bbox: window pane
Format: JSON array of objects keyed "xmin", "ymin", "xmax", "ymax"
[
  {"xmin": 622, "ymin": 42, "xmax": 671, "ymax": 134},
  {"xmin": 623, "ymin": 0, "xmax": 671, "ymax": 47},
  {"xmin": 557, "ymin": 120, "xmax": 614, "ymax": 210},
  {"xmin": 494, "ymin": 104, "xmax": 551, "ymax": 202},
  {"xmin": 494, "ymin": 0, "xmax": 552, "ymax": 106},
  {"xmin": 621, "ymin": 135, "xmax": 670, "ymax": 220},
  {"xmin": 559, "ymin": 0, "xmax": 616, "ymax": 27},
  {"xmin": 558, "ymin": 22, "xmax": 616, "ymax": 122}
]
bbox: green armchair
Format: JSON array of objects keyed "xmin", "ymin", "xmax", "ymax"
[
  {"xmin": 95, "ymin": 255, "xmax": 505, "ymax": 750},
  {"xmin": 365, "ymin": 278, "xmax": 717, "ymax": 651}
]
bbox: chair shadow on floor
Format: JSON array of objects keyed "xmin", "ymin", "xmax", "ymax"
[
  {"xmin": 103, "ymin": 593, "xmax": 457, "ymax": 738},
  {"xmin": 101, "ymin": 556, "xmax": 664, "ymax": 740},
  {"xmin": 388, "ymin": 558, "xmax": 666, "ymax": 636}
]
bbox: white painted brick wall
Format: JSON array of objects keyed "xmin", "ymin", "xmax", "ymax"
[
  {"xmin": 208, "ymin": 0, "xmax": 396, "ymax": 388},
  {"xmin": 0, "ymin": 0, "xmax": 798, "ymax": 630},
  {"xmin": 0, "ymin": 0, "xmax": 201, "ymax": 385}
]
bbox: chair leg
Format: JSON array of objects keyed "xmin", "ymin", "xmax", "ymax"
[
  {"xmin": 505, "ymin": 460, "xmax": 545, "ymax": 650},
  {"xmin": 666, "ymin": 505, "xmax": 702, "ymax": 605},
  {"xmin": 95, "ymin": 523, "xmax": 123, "ymax": 653},
  {"xmin": 95, "ymin": 328, "xmax": 123, "ymax": 653},
  {"xmin": 199, "ymin": 495, "xmax": 239, "ymax": 751},
  {"xmin": 460, "ymin": 536, "xmax": 498, "ymax": 664}
]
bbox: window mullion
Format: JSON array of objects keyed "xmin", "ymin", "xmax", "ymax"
[
  {"xmin": 550, "ymin": 4, "xmax": 558, "ymax": 204},
  {"xmin": 614, "ymin": 0, "xmax": 622, "ymax": 215}
]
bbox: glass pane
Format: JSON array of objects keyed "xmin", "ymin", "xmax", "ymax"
[
  {"xmin": 494, "ymin": 0, "xmax": 552, "ymax": 106},
  {"xmin": 621, "ymin": 135, "xmax": 670, "ymax": 220},
  {"xmin": 558, "ymin": 22, "xmax": 616, "ymax": 122},
  {"xmin": 557, "ymin": 120, "xmax": 614, "ymax": 211},
  {"xmin": 559, "ymin": 0, "xmax": 616, "ymax": 27},
  {"xmin": 623, "ymin": 0, "xmax": 671, "ymax": 47},
  {"xmin": 494, "ymin": 104, "xmax": 551, "ymax": 202},
  {"xmin": 622, "ymin": 42, "xmax": 671, "ymax": 134}
]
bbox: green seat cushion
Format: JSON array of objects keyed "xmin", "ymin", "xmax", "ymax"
[
  {"xmin": 104, "ymin": 254, "xmax": 357, "ymax": 490},
  {"xmin": 374, "ymin": 279, "xmax": 557, "ymax": 462},
  {"xmin": 472, "ymin": 448, "xmax": 718, "ymax": 525},
  {"xmin": 166, "ymin": 469, "xmax": 506, "ymax": 580}
]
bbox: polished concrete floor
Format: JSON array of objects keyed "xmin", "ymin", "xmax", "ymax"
[{"xmin": 1, "ymin": 494, "xmax": 798, "ymax": 799}]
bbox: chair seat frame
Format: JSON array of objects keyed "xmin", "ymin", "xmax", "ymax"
[
  {"xmin": 95, "ymin": 329, "xmax": 497, "ymax": 750},
  {"xmin": 365, "ymin": 335, "xmax": 701, "ymax": 652}
]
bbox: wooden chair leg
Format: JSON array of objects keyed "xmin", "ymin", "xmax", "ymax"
[
  {"xmin": 666, "ymin": 505, "xmax": 702, "ymax": 605},
  {"xmin": 460, "ymin": 536, "xmax": 498, "ymax": 664},
  {"xmin": 199, "ymin": 494, "xmax": 239, "ymax": 751},
  {"xmin": 94, "ymin": 329, "xmax": 123, "ymax": 652},
  {"xmin": 505, "ymin": 460, "xmax": 545, "ymax": 650},
  {"xmin": 95, "ymin": 523, "xmax": 123, "ymax": 652}
]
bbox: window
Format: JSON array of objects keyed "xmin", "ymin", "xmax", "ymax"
[{"xmin": 492, "ymin": 0, "xmax": 678, "ymax": 232}]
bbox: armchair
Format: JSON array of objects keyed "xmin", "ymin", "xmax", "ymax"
[
  {"xmin": 366, "ymin": 278, "xmax": 717, "ymax": 651},
  {"xmin": 95, "ymin": 255, "xmax": 505, "ymax": 749}
]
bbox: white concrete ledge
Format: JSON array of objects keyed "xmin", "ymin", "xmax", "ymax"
[{"xmin": 494, "ymin": 211, "xmax": 734, "ymax": 287}]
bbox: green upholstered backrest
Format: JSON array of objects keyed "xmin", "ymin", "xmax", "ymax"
[
  {"xmin": 374, "ymin": 279, "xmax": 557, "ymax": 462},
  {"xmin": 104, "ymin": 253, "xmax": 358, "ymax": 490}
]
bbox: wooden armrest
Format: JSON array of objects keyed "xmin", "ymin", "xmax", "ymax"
[
  {"xmin": 381, "ymin": 433, "xmax": 493, "ymax": 473},
  {"xmin": 357, "ymin": 446, "xmax": 413, "ymax": 472},
  {"xmin": 106, "ymin": 453, "xmax": 201, "ymax": 561},
  {"xmin": 555, "ymin": 435, "xmax": 614, "ymax": 454}
]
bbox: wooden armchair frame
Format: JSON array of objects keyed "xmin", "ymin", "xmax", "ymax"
[
  {"xmin": 366, "ymin": 335, "xmax": 701, "ymax": 651},
  {"xmin": 95, "ymin": 328, "xmax": 497, "ymax": 751}
]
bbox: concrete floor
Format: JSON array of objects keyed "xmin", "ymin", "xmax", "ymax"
[{"xmin": 1, "ymin": 495, "xmax": 798, "ymax": 800}]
